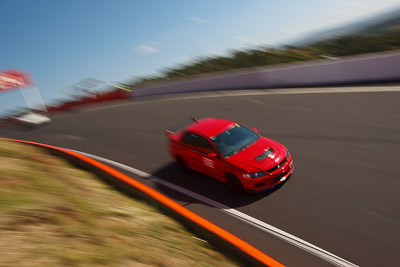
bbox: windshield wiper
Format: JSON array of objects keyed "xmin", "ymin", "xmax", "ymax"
[
  {"xmin": 232, "ymin": 145, "xmax": 248, "ymax": 155},
  {"xmin": 231, "ymin": 138, "xmax": 258, "ymax": 155}
]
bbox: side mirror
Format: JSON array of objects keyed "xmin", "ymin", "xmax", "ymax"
[
  {"xmin": 207, "ymin": 153, "xmax": 217, "ymax": 158},
  {"xmin": 252, "ymin": 127, "xmax": 258, "ymax": 133}
]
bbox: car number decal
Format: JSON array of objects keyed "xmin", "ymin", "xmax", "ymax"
[{"xmin": 202, "ymin": 157, "xmax": 215, "ymax": 168}]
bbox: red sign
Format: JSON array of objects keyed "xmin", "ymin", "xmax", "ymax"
[{"xmin": 0, "ymin": 69, "xmax": 32, "ymax": 92}]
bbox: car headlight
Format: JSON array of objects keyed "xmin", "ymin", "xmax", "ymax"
[
  {"xmin": 285, "ymin": 148, "xmax": 290, "ymax": 159},
  {"xmin": 243, "ymin": 171, "xmax": 267, "ymax": 179}
]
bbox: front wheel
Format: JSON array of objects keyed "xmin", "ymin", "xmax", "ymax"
[{"xmin": 226, "ymin": 173, "xmax": 244, "ymax": 193}]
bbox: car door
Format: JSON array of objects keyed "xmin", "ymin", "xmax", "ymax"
[{"xmin": 179, "ymin": 132, "xmax": 221, "ymax": 177}]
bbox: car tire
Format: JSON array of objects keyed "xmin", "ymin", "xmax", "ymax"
[
  {"xmin": 176, "ymin": 156, "xmax": 188, "ymax": 171},
  {"xmin": 226, "ymin": 173, "xmax": 244, "ymax": 193}
]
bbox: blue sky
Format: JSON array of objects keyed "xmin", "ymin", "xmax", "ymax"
[{"xmin": 1, "ymin": 0, "xmax": 399, "ymax": 115}]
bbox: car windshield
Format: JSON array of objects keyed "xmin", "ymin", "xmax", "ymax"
[{"xmin": 210, "ymin": 124, "xmax": 259, "ymax": 157}]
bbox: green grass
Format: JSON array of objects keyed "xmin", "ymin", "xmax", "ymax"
[{"xmin": 0, "ymin": 139, "xmax": 239, "ymax": 267}]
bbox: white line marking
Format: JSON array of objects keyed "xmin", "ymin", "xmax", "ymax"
[
  {"xmin": 80, "ymin": 86, "xmax": 400, "ymax": 112},
  {"xmin": 68, "ymin": 148, "xmax": 358, "ymax": 267},
  {"xmin": 192, "ymin": 236, "xmax": 208, "ymax": 243},
  {"xmin": 53, "ymin": 134, "xmax": 86, "ymax": 141}
]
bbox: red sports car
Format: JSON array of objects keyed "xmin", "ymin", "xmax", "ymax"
[{"xmin": 166, "ymin": 118, "xmax": 294, "ymax": 193}]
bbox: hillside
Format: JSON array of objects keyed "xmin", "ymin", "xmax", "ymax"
[{"xmin": 132, "ymin": 9, "xmax": 400, "ymax": 87}]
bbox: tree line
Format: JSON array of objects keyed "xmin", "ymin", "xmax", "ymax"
[{"xmin": 132, "ymin": 29, "xmax": 400, "ymax": 87}]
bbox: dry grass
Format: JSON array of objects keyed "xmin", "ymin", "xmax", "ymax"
[{"xmin": 0, "ymin": 139, "xmax": 239, "ymax": 267}]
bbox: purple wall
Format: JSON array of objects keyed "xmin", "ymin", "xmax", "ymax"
[{"xmin": 133, "ymin": 51, "xmax": 400, "ymax": 97}]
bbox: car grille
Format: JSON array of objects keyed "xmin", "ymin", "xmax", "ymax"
[
  {"xmin": 273, "ymin": 173, "xmax": 284, "ymax": 183},
  {"xmin": 267, "ymin": 158, "xmax": 287, "ymax": 173}
]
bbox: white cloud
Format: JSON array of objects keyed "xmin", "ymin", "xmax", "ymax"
[
  {"xmin": 189, "ymin": 16, "xmax": 208, "ymax": 24},
  {"xmin": 234, "ymin": 35, "xmax": 262, "ymax": 47},
  {"xmin": 268, "ymin": 0, "xmax": 400, "ymax": 45},
  {"xmin": 331, "ymin": 0, "xmax": 400, "ymax": 25},
  {"xmin": 136, "ymin": 44, "xmax": 159, "ymax": 54},
  {"xmin": 235, "ymin": 35, "xmax": 256, "ymax": 44}
]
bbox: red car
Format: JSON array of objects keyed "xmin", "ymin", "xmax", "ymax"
[{"xmin": 166, "ymin": 118, "xmax": 294, "ymax": 193}]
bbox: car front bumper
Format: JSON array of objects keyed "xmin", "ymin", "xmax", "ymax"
[{"xmin": 244, "ymin": 161, "xmax": 294, "ymax": 194}]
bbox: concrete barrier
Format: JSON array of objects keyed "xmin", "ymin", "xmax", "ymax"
[{"xmin": 133, "ymin": 51, "xmax": 400, "ymax": 97}]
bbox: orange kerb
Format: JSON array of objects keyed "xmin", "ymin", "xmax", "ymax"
[{"xmin": 1, "ymin": 137, "xmax": 284, "ymax": 267}]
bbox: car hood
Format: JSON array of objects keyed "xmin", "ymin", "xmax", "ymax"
[{"xmin": 226, "ymin": 137, "xmax": 286, "ymax": 172}]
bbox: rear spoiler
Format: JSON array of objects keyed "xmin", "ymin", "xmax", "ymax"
[{"xmin": 165, "ymin": 117, "xmax": 200, "ymax": 137}]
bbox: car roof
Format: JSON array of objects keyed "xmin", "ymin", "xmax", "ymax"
[{"xmin": 186, "ymin": 117, "xmax": 234, "ymax": 137}]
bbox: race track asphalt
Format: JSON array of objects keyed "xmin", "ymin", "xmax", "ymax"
[{"xmin": 1, "ymin": 87, "xmax": 399, "ymax": 266}]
